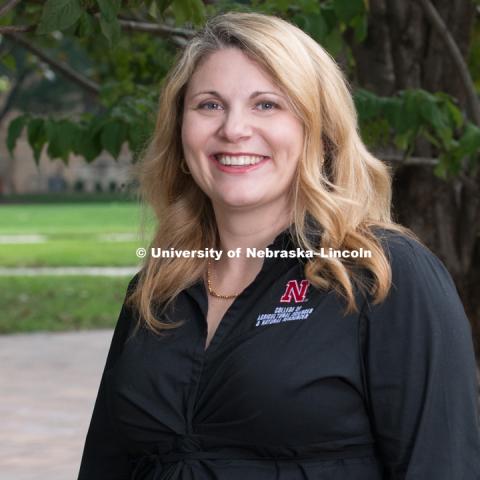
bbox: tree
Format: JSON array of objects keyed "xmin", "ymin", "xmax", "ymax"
[
  {"xmin": 345, "ymin": 0, "xmax": 480, "ymax": 355},
  {"xmin": 1, "ymin": 0, "xmax": 479, "ymax": 353}
]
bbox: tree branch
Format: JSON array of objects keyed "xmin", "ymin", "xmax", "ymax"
[
  {"xmin": 0, "ymin": 66, "xmax": 31, "ymax": 124},
  {"xmin": 0, "ymin": 0, "xmax": 21, "ymax": 18},
  {"xmin": 116, "ymin": 19, "xmax": 192, "ymax": 47},
  {"xmin": 116, "ymin": 18, "xmax": 196, "ymax": 38},
  {"xmin": 8, "ymin": 34, "xmax": 100, "ymax": 96},
  {"xmin": 0, "ymin": 24, "xmax": 35, "ymax": 34},
  {"xmin": 168, "ymin": 35, "xmax": 188, "ymax": 47},
  {"xmin": 417, "ymin": 0, "xmax": 480, "ymax": 126},
  {"xmin": 0, "ymin": 17, "xmax": 194, "ymax": 94},
  {"xmin": 376, "ymin": 152, "xmax": 439, "ymax": 166}
]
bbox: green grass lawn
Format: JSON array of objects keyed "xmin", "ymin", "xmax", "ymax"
[
  {"xmin": 0, "ymin": 276, "xmax": 135, "ymax": 333},
  {"xmin": 0, "ymin": 203, "xmax": 155, "ymax": 267},
  {"xmin": 0, "ymin": 202, "xmax": 155, "ymax": 332},
  {"xmin": 1, "ymin": 192, "xmax": 137, "ymax": 204},
  {"xmin": 0, "ymin": 203, "xmax": 149, "ymax": 234},
  {"xmin": 1, "ymin": 239, "xmax": 144, "ymax": 266}
]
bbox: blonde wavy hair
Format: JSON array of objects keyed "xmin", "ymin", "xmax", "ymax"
[{"xmin": 128, "ymin": 11, "xmax": 414, "ymax": 335}]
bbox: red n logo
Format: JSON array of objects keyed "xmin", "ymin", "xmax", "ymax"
[{"xmin": 280, "ymin": 280, "xmax": 310, "ymax": 303}]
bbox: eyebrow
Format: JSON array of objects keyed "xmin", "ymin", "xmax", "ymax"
[{"xmin": 190, "ymin": 90, "xmax": 285, "ymax": 100}]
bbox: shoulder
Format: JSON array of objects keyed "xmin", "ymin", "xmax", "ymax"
[
  {"xmin": 104, "ymin": 271, "xmax": 143, "ymax": 368},
  {"xmin": 364, "ymin": 227, "xmax": 463, "ymax": 321},
  {"xmin": 362, "ymin": 229, "xmax": 475, "ymax": 386},
  {"xmin": 363, "ymin": 228, "xmax": 471, "ymax": 343},
  {"xmin": 117, "ymin": 271, "xmax": 143, "ymax": 334},
  {"xmin": 371, "ymin": 226, "xmax": 432, "ymax": 260},
  {"xmin": 126, "ymin": 270, "xmax": 142, "ymax": 293},
  {"xmin": 369, "ymin": 226, "xmax": 452, "ymax": 289},
  {"xmin": 119, "ymin": 271, "xmax": 141, "ymax": 317}
]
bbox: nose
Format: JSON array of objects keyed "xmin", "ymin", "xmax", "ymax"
[{"xmin": 218, "ymin": 106, "xmax": 252, "ymax": 142}]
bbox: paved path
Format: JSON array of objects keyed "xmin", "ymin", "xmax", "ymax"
[
  {"xmin": 0, "ymin": 267, "xmax": 138, "ymax": 276},
  {"xmin": 0, "ymin": 330, "xmax": 113, "ymax": 480}
]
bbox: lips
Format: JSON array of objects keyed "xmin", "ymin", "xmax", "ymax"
[
  {"xmin": 209, "ymin": 153, "xmax": 270, "ymax": 173},
  {"xmin": 212, "ymin": 152, "xmax": 270, "ymax": 167},
  {"xmin": 213, "ymin": 152, "xmax": 270, "ymax": 158}
]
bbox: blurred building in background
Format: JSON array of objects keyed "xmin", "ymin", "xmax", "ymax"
[{"xmin": 0, "ymin": 110, "xmax": 134, "ymax": 196}]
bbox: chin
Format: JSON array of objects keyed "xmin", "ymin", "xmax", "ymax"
[{"xmin": 216, "ymin": 193, "xmax": 265, "ymax": 209}]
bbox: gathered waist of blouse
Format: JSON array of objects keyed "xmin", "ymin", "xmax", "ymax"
[{"xmin": 130, "ymin": 438, "xmax": 379, "ymax": 479}]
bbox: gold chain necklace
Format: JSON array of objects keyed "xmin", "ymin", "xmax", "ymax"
[{"xmin": 206, "ymin": 259, "xmax": 240, "ymax": 299}]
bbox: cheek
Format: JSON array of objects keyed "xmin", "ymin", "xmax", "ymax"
[
  {"xmin": 181, "ymin": 114, "xmax": 208, "ymax": 154},
  {"xmin": 181, "ymin": 119, "xmax": 194, "ymax": 154},
  {"xmin": 269, "ymin": 119, "xmax": 304, "ymax": 160}
]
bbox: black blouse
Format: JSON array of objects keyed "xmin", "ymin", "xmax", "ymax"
[{"xmin": 77, "ymin": 228, "xmax": 480, "ymax": 479}]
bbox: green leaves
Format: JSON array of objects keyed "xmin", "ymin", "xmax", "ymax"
[
  {"xmin": 293, "ymin": 13, "xmax": 328, "ymax": 43},
  {"xmin": 101, "ymin": 120, "xmax": 128, "ymax": 158},
  {"xmin": 97, "ymin": 0, "xmax": 122, "ymax": 45},
  {"xmin": 355, "ymin": 88, "xmax": 479, "ymax": 178},
  {"xmin": 2, "ymin": 54, "xmax": 16, "ymax": 71},
  {"xmin": 76, "ymin": 12, "xmax": 95, "ymax": 38},
  {"xmin": 7, "ymin": 115, "xmax": 27, "ymax": 155},
  {"xmin": 170, "ymin": 0, "xmax": 206, "ymax": 26},
  {"xmin": 45, "ymin": 120, "xmax": 79, "ymax": 163},
  {"xmin": 439, "ymin": 123, "xmax": 480, "ymax": 176},
  {"xmin": 332, "ymin": 0, "xmax": 365, "ymax": 23},
  {"xmin": 457, "ymin": 123, "xmax": 480, "ymax": 156},
  {"xmin": 9, "ymin": 0, "xmax": 478, "ymax": 184},
  {"xmin": 35, "ymin": 0, "xmax": 122, "ymax": 45},
  {"xmin": 6, "ymin": 90, "xmax": 157, "ymax": 164},
  {"xmin": 27, "ymin": 118, "xmax": 48, "ymax": 163},
  {"xmin": 37, "ymin": 0, "xmax": 83, "ymax": 34},
  {"xmin": 290, "ymin": 0, "xmax": 367, "ymax": 53},
  {"xmin": 155, "ymin": 0, "xmax": 175, "ymax": 17}
]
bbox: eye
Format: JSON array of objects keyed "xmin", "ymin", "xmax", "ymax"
[
  {"xmin": 256, "ymin": 101, "xmax": 279, "ymax": 111},
  {"xmin": 197, "ymin": 102, "xmax": 223, "ymax": 111}
]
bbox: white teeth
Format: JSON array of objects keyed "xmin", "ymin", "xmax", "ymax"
[{"xmin": 216, "ymin": 155, "xmax": 265, "ymax": 166}]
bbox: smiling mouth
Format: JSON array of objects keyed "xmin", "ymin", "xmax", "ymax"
[{"xmin": 213, "ymin": 154, "xmax": 269, "ymax": 166}]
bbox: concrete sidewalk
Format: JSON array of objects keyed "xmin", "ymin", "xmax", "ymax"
[
  {"xmin": 0, "ymin": 330, "xmax": 113, "ymax": 480},
  {"xmin": 0, "ymin": 267, "xmax": 138, "ymax": 276}
]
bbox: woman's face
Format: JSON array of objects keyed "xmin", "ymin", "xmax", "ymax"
[{"xmin": 181, "ymin": 48, "xmax": 304, "ymax": 211}]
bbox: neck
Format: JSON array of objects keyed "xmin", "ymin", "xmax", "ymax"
[
  {"xmin": 205, "ymin": 200, "xmax": 291, "ymax": 289},
  {"xmin": 203, "ymin": 198, "xmax": 294, "ymax": 297},
  {"xmin": 213, "ymin": 201, "xmax": 293, "ymax": 256}
]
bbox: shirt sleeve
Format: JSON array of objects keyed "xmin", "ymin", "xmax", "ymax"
[
  {"xmin": 77, "ymin": 274, "xmax": 140, "ymax": 480},
  {"xmin": 361, "ymin": 233, "xmax": 480, "ymax": 479}
]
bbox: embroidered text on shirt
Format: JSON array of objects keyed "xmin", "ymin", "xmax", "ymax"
[{"xmin": 255, "ymin": 306, "xmax": 314, "ymax": 327}]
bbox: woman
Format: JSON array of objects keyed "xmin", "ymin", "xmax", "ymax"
[{"xmin": 77, "ymin": 11, "xmax": 480, "ymax": 480}]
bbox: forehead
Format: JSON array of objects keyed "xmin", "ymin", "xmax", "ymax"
[{"xmin": 185, "ymin": 48, "xmax": 282, "ymax": 97}]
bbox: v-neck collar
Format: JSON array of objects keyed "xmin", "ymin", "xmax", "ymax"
[
  {"xmin": 184, "ymin": 226, "xmax": 298, "ymax": 319},
  {"xmin": 185, "ymin": 227, "xmax": 296, "ymax": 302}
]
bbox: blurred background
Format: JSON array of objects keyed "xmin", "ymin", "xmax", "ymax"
[{"xmin": 0, "ymin": 0, "xmax": 479, "ymax": 479}]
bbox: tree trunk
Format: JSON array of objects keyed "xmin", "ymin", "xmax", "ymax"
[{"xmin": 347, "ymin": 0, "xmax": 480, "ymax": 357}]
